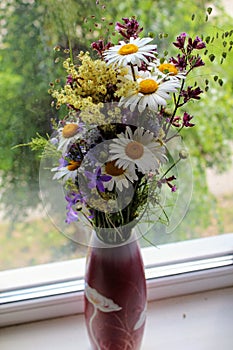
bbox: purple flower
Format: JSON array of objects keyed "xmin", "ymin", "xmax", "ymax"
[
  {"xmin": 58, "ymin": 156, "xmax": 69, "ymax": 169},
  {"xmin": 172, "ymin": 116, "xmax": 181, "ymax": 127},
  {"xmin": 182, "ymin": 112, "xmax": 195, "ymax": 127},
  {"xmin": 85, "ymin": 166, "xmax": 111, "ymax": 193},
  {"xmin": 173, "ymin": 32, "xmax": 187, "ymax": 50},
  {"xmin": 65, "ymin": 192, "xmax": 82, "ymax": 207},
  {"xmin": 66, "ymin": 75, "xmax": 73, "ymax": 84},
  {"xmin": 165, "ymin": 176, "xmax": 177, "ymax": 192},
  {"xmin": 189, "ymin": 55, "xmax": 205, "ymax": 68},
  {"xmin": 171, "ymin": 185, "xmax": 177, "ymax": 192},
  {"xmin": 181, "ymin": 86, "xmax": 203, "ymax": 103},
  {"xmin": 115, "ymin": 17, "xmax": 143, "ymax": 39},
  {"xmin": 65, "ymin": 192, "xmax": 81, "ymax": 223},
  {"xmin": 188, "ymin": 36, "xmax": 206, "ymax": 51},
  {"xmin": 91, "ymin": 40, "xmax": 112, "ymax": 57},
  {"xmin": 65, "ymin": 191, "xmax": 88, "ymax": 224},
  {"xmin": 158, "ymin": 175, "xmax": 177, "ymax": 192},
  {"xmin": 65, "ymin": 206, "xmax": 79, "ymax": 224},
  {"xmin": 170, "ymin": 54, "xmax": 187, "ymax": 71},
  {"xmin": 88, "ymin": 209, "xmax": 95, "ymax": 220}
]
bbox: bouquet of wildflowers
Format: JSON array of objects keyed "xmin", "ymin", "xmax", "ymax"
[{"xmin": 42, "ymin": 17, "xmax": 206, "ymax": 244}]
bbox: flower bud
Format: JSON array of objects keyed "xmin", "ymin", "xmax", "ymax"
[{"xmin": 179, "ymin": 149, "xmax": 189, "ymax": 159}]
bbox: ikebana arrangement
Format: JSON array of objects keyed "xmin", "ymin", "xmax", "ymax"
[{"xmin": 28, "ymin": 14, "xmax": 208, "ymax": 350}]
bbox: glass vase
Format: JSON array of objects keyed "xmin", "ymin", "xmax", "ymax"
[{"xmin": 84, "ymin": 230, "xmax": 147, "ymax": 350}]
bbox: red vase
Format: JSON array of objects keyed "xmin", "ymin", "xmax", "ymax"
[{"xmin": 84, "ymin": 232, "xmax": 147, "ymax": 350}]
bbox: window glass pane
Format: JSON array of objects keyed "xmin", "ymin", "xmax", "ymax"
[{"xmin": 0, "ymin": 0, "xmax": 232, "ymax": 271}]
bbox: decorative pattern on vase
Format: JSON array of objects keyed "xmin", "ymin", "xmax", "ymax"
[
  {"xmin": 85, "ymin": 284, "xmax": 122, "ymax": 350},
  {"xmin": 84, "ymin": 238, "xmax": 147, "ymax": 350}
]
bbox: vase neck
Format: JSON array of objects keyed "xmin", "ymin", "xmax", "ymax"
[{"xmin": 91, "ymin": 228, "xmax": 136, "ymax": 248}]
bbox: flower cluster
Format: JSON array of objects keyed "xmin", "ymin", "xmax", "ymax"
[{"xmin": 48, "ymin": 17, "xmax": 206, "ymax": 244}]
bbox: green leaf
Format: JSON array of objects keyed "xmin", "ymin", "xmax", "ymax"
[
  {"xmin": 218, "ymin": 79, "xmax": 224, "ymax": 86},
  {"xmin": 209, "ymin": 53, "xmax": 215, "ymax": 62},
  {"xmin": 222, "ymin": 52, "xmax": 227, "ymax": 59}
]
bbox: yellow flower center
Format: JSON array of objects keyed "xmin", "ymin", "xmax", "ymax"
[
  {"xmin": 139, "ymin": 79, "xmax": 158, "ymax": 94},
  {"xmin": 118, "ymin": 43, "xmax": 139, "ymax": 55},
  {"xmin": 125, "ymin": 141, "xmax": 144, "ymax": 160},
  {"xmin": 105, "ymin": 160, "xmax": 125, "ymax": 176},
  {"xmin": 62, "ymin": 123, "xmax": 79, "ymax": 138},
  {"xmin": 67, "ymin": 160, "xmax": 81, "ymax": 171},
  {"xmin": 159, "ymin": 63, "xmax": 178, "ymax": 75}
]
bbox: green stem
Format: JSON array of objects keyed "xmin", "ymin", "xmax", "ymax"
[
  {"xmin": 165, "ymin": 78, "xmax": 185, "ymax": 137},
  {"xmin": 166, "ymin": 126, "xmax": 184, "ymax": 143},
  {"xmin": 130, "ymin": 63, "xmax": 136, "ymax": 81},
  {"xmin": 160, "ymin": 157, "xmax": 181, "ymax": 180},
  {"xmin": 68, "ymin": 36, "xmax": 74, "ymax": 64}
]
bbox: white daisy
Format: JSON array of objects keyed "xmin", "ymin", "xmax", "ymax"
[
  {"xmin": 149, "ymin": 60, "xmax": 186, "ymax": 81},
  {"xmin": 119, "ymin": 70, "xmax": 181, "ymax": 113},
  {"xmin": 102, "ymin": 160, "xmax": 138, "ymax": 192},
  {"xmin": 57, "ymin": 120, "xmax": 84, "ymax": 154},
  {"xmin": 51, "ymin": 159, "xmax": 80, "ymax": 183},
  {"xmin": 109, "ymin": 126, "xmax": 167, "ymax": 174},
  {"xmin": 103, "ymin": 37, "xmax": 157, "ymax": 67}
]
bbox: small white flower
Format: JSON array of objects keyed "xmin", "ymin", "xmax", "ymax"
[
  {"xmin": 51, "ymin": 160, "xmax": 80, "ymax": 183},
  {"xmin": 103, "ymin": 37, "xmax": 157, "ymax": 67},
  {"xmin": 119, "ymin": 70, "xmax": 181, "ymax": 113},
  {"xmin": 102, "ymin": 160, "xmax": 138, "ymax": 192},
  {"xmin": 149, "ymin": 60, "xmax": 186, "ymax": 81},
  {"xmin": 57, "ymin": 121, "xmax": 84, "ymax": 154},
  {"xmin": 109, "ymin": 126, "xmax": 167, "ymax": 174}
]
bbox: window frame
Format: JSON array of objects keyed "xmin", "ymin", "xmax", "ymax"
[
  {"xmin": 1, "ymin": 233, "xmax": 233, "ymax": 327},
  {"xmin": 0, "ymin": 0, "xmax": 232, "ymax": 333}
]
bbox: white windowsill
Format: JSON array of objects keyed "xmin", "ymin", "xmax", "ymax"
[
  {"xmin": 1, "ymin": 287, "xmax": 233, "ymax": 350},
  {"xmin": 0, "ymin": 233, "xmax": 233, "ymax": 328}
]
